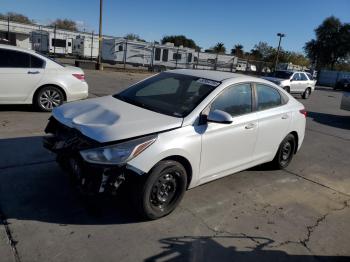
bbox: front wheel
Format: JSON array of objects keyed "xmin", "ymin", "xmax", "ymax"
[
  {"xmin": 132, "ymin": 160, "xmax": 187, "ymax": 220},
  {"xmin": 270, "ymin": 134, "xmax": 296, "ymax": 169},
  {"xmin": 302, "ymin": 87, "xmax": 311, "ymax": 99}
]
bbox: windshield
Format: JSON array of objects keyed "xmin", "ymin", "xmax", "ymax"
[
  {"xmin": 114, "ymin": 72, "xmax": 220, "ymax": 117},
  {"xmin": 268, "ymin": 71, "xmax": 293, "ymax": 79}
]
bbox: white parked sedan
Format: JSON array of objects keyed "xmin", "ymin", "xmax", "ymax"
[
  {"xmin": 44, "ymin": 69, "xmax": 306, "ymax": 219},
  {"xmin": 0, "ymin": 44, "xmax": 88, "ymax": 111},
  {"xmin": 263, "ymin": 70, "xmax": 316, "ymax": 99}
]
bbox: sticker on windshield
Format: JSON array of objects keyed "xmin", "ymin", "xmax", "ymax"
[{"xmin": 196, "ymin": 78, "xmax": 221, "ymax": 87}]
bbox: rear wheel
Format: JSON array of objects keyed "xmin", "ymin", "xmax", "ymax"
[
  {"xmin": 270, "ymin": 134, "xmax": 296, "ymax": 169},
  {"xmin": 34, "ymin": 86, "xmax": 64, "ymax": 112},
  {"xmin": 302, "ymin": 87, "xmax": 311, "ymax": 99},
  {"xmin": 132, "ymin": 160, "xmax": 187, "ymax": 220}
]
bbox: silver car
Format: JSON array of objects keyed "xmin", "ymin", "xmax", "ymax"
[{"xmin": 263, "ymin": 70, "xmax": 316, "ymax": 99}]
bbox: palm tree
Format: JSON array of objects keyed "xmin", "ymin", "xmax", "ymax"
[
  {"xmin": 213, "ymin": 42, "xmax": 226, "ymax": 54},
  {"xmin": 231, "ymin": 44, "xmax": 244, "ymax": 57}
]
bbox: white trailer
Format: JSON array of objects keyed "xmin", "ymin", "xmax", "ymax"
[
  {"xmin": 49, "ymin": 33, "xmax": 73, "ymax": 55},
  {"xmin": 102, "ymin": 39, "xmax": 195, "ymax": 70},
  {"xmin": 195, "ymin": 52, "xmax": 237, "ymax": 71},
  {"xmin": 73, "ymin": 35, "xmax": 99, "ymax": 58},
  {"xmin": 31, "ymin": 30, "xmax": 49, "ymax": 53}
]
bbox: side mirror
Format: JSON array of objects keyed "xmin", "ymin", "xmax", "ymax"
[
  {"xmin": 290, "ymin": 78, "xmax": 294, "ymax": 82},
  {"xmin": 207, "ymin": 110, "xmax": 233, "ymax": 124}
]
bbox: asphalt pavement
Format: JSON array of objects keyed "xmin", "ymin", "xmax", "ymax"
[{"xmin": 0, "ymin": 70, "xmax": 349, "ymax": 262}]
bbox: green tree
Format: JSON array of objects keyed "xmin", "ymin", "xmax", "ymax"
[
  {"xmin": 50, "ymin": 19, "xmax": 78, "ymax": 31},
  {"xmin": 0, "ymin": 12, "xmax": 34, "ymax": 24},
  {"xmin": 161, "ymin": 35, "xmax": 198, "ymax": 49},
  {"xmin": 213, "ymin": 42, "xmax": 226, "ymax": 54},
  {"xmin": 252, "ymin": 42, "xmax": 275, "ymax": 61},
  {"xmin": 124, "ymin": 33, "xmax": 145, "ymax": 42},
  {"xmin": 304, "ymin": 16, "xmax": 350, "ymax": 69}
]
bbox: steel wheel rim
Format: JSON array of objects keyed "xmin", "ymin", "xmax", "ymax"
[
  {"xmin": 281, "ymin": 141, "xmax": 292, "ymax": 164},
  {"xmin": 39, "ymin": 90, "xmax": 61, "ymax": 110},
  {"xmin": 150, "ymin": 172, "xmax": 180, "ymax": 211},
  {"xmin": 305, "ymin": 89, "xmax": 310, "ymax": 97}
]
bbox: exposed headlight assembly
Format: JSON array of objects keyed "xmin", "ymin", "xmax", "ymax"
[{"xmin": 80, "ymin": 134, "xmax": 157, "ymax": 165}]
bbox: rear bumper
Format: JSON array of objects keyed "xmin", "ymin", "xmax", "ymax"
[{"xmin": 66, "ymin": 82, "xmax": 89, "ymax": 102}]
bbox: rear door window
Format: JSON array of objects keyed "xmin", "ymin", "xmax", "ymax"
[
  {"xmin": 306, "ymin": 73, "xmax": 313, "ymax": 80},
  {"xmin": 30, "ymin": 55, "xmax": 45, "ymax": 68},
  {"xmin": 300, "ymin": 73, "xmax": 308, "ymax": 81},
  {"xmin": 256, "ymin": 84, "xmax": 282, "ymax": 110}
]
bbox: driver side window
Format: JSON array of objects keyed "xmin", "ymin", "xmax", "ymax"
[
  {"xmin": 210, "ymin": 83, "xmax": 252, "ymax": 117},
  {"xmin": 292, "ymin": 73, "xmax": 300, "ymax": 81}
]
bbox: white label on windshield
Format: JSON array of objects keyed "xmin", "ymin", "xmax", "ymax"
[{"xmin": 197, "ymin": 78, "xmax": 220, "ymax": 87}]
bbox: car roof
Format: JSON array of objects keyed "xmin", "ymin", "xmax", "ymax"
[
  {"xmin": 0, "ymin": 44, "xmax": 36, "ymax": 54},
  {"xmin": 168, "ymin": 69, "xmax": 260, "ymax": 82}
]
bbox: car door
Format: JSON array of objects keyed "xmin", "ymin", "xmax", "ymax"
[
  {"xmin": 299, "ymin": 72, "xmax": 309, "ymax": 91},
  {"xmin": 290, "ymin": 73, "xmax": 301, "ymax": 93},
  {"xmin": 0, "ymin": 48, "xmax": 44, "ymax": 103},
  {"xmin": 253, "ymin": 84, "xmax": 292, "ymax": 162},
  {"xmin": 200, "ymin": 83, "xmax": 259, "ymax": 182}
]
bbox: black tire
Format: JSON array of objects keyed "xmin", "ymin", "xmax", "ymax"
[
  {"xmin": 132, "ymin": 160, "xmax": 187, "ymax": 220},
  {"xmin": 283, "ymin": 86, "xmax": 291, "ymax": 93},
  {"xmin": 302, "ymin": 87, "xmax": 311, "ymax": 99},
  {"xmin": 34, "ymin": 86, "xmax": 64, "ymax": 112},
  {"xmin": 270, "ymin": 134, "xmax": 296, "ymax": 169}
]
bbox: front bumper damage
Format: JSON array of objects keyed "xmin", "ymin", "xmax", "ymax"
[{"xmin": 43, "ymin": 117, "xmax": 128, "ymax": 195}]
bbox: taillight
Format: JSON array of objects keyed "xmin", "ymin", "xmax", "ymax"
[
  {"xmin": 299, "ymin": 109, "xmax": 307, "ymax": 117},
  {"xmin": 72, "ymin": 74, "xmax": 85, "ymax": 81}
]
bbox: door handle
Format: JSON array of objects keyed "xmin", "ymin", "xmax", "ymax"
[
  {"xmin": 281, "ymin": 114, "xmax": 289, "ymax": 119},
  {"xmin": 28, "ymin": 71, "xmax": 40, "ymax": 74},
  {"xmin": 245, "ymin": 123, "xmax": 256, "ymax": 129}
]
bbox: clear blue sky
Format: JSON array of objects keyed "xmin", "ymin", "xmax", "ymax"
[{"xmin": 1, "ymin": 0, "xmax": 349, "ymax": 53}]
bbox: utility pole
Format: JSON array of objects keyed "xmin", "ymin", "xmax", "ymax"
[
  {"xmin": 7, "ymin": 15, "xmax": 10, "ymax": 41},
  {"xmin": 53, "ymin": 24, "xmax": 57, "ymax": 57},
  {"xmin": 91, "ymin": 31, "xmax": 94, "ymax": 60},
  {"xmin": 97, "ymin": 0, "xmax": 103, "ymax": 70},
  {"xmin": 274, "ymin": 33, "xmax": 285, "ymax": 71}
]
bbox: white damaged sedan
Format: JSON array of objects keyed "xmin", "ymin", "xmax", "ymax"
[{"xmin": 44, "ymin": 69, "xmax": 306, "ymax": 219}]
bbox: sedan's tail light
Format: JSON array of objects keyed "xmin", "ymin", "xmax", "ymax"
[
  {"xmin": 72, "ymin": 74, "xmax": 85, "ymax": 81},
  {"xmin": 299, "ymin": 109, "xmax": 307, "ymax": 117}
]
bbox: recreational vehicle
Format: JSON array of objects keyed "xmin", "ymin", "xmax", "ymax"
[
  {"xmin": 102, "ymin": 39, "xmax": 195, "ymax": 70},
  {"xmin": 31, "ymin": 30, "xmax": 49, "ymax": 53},
  {"xmin": 73, "ymin": 35, "xmax": 99, "ymax": 59},
  {"xmin": 195, "ymin": 52, "xmax": 237, "ymax": 71}
]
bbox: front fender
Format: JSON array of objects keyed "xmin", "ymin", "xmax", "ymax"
[{"xmin": 127, "ymin": 126, "xmax": 202, "ymax": 189}]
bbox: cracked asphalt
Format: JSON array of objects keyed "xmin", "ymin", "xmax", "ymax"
[{"xmin": 1, "ymin": 70, "xmax": 350, "ymax": 262}]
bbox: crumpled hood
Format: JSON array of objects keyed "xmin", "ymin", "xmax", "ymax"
[{"xmin": 52, "ymin": 96, "xmax": 183, "ymax": 143}]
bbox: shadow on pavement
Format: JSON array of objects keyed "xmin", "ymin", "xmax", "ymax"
[
  {"xmin": 0, "ymin": 104, "xmax": 37, "ymax": 112},
  {"xmin": 0, "ymin": 136, "xmax": 143, "ymax": 226},
  {"xmin": 145, "ymin": 236, "xmax": 349, "ymax": 262},
  {"xmin": 307, "ymin": 111, "xmax": 350, "ymax": 130},
  {"xmin": 315, "ymin": 86, "xmax": 339, "ymax": 93}
]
